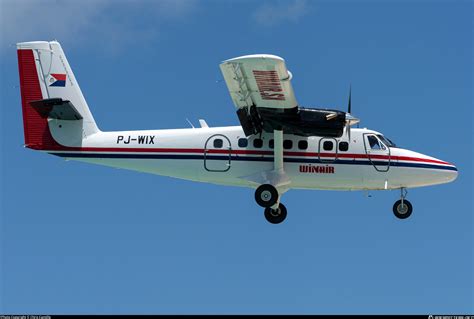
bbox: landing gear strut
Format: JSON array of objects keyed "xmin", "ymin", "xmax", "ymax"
[{"xmin": 393, "ymin": 187, "xmax": 413, "ymax": 219}]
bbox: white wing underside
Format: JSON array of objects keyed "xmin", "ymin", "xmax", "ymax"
[{"xmin": 219, "ymin": 54, "xmax": 298, "ymax": 111}]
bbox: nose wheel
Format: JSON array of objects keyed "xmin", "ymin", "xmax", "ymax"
[{"xmin": 393, "ymin": 188, "xmax": 413, "ymax": 219}]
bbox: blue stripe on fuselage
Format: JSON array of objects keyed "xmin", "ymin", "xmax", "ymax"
[{"xmin": 50, "ymin": 152, "xmax": 458, "ymax": 172}]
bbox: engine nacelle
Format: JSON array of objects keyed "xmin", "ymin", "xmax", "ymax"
[{"xmin": 237, "ymin": 106, "xmax": 346, "ymax": 137}]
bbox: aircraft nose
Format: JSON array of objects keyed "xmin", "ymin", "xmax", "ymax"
[
  {"xmin": 429, "ymin": 156, "xmax": 458, "ymax": 184},
  {"xmin": 443, "ymin": 163, "xmax": 458, "ymax": 183},
  {"xmin": 398, "ymin": 149, "xmax": 458, "ymax": 186}
]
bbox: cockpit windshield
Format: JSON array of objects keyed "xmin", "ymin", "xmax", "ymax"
[{"xmin": 377, "ymin": 134, "xmax": 397, "ymax": 147}]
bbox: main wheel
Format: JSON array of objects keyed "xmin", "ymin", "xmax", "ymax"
[
  {"xmin": 264, "ymin": 203, "xmax": 287, "ymax": 224},
  {"xmin": 393, "ymin": 199, "xmax": 413, "ymax": 219},
  {"xmin": 255, "ymin": 184, "xmax": 278, "ymax": 208}
]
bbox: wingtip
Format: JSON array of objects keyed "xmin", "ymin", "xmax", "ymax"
[{"xmin": 222, "ymin": 54, "xmax": 285, "ymax": 64}]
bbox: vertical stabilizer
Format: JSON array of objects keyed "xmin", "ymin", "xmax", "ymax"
[{"xmin": 17, "ymin": 40, "xmax": 99, "ymax": 150}]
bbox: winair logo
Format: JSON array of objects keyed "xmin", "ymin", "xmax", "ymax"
[
  {"xmin": 299, "ymin": 164, "xmax": 335, "ymax": 174},
  {"xmin": 49, "ymin": 73, "xmax": 66, "ymax": 87},
  {"xmin": 253, "ymin": 70, "xmax": 285, "ymax": 101}
]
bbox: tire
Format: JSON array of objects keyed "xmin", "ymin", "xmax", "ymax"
[
  {"xmin": 255, "ymin": 184, "xmax": 278, "ymax": 208},
  {"xmin": 393, "ymin": 199, "xmax": 413, "ymax": 219},
  {"xmin": 264, "ymin": 203, "xmax": 287, "ymax": 224}
]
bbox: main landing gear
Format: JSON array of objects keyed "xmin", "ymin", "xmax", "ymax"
[
  {"xmin": 255, "ymin": 184, "xmax": 278, "ymax": 207},
  {"xmin": 255, "ymin": 184, "xmax": 287, "ymax": 224},
  {"xmin": 264, "ymin": 203, "xmax": 287, "ymax": 224},
  {"xmin": 393, "ymin": 187, "xmax": 413, "ymax": 219},
  {"xmin": 254, "ymin": 129, "xmax": 290, "ymax": 224}
]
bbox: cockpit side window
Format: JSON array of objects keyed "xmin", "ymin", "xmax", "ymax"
[{"xmin": 367, "ymin": 135, "xmax": 385, "ymax": 150}]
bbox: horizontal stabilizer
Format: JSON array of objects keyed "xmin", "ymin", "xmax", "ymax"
[{"xmin": 30, "ymin": 98, "xmax": 83, "ymax": 120}]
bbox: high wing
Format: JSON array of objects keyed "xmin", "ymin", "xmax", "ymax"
[
  {"xmin": 220, "ymin": 54, "xmax": 358, "ymax": 138},
  {"xmin": 219, "ymin": 54, "xmax": 298, "ymax": 111}
]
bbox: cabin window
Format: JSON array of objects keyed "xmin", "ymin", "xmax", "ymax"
[
  {"xmin": 283, "ymin": 140, "xmax": 293, "ymax": 150},
  {"xmin": 298, "ymin": 140, "xmax": 308, "ymax": 150},
  {"xmin": 213, "ymin": 139, "xmax": 223, "ymax": 148},
  {"xmin": 367, "ymin": 135, "xmax": 385, "ymax": 150},
  {"xmin": 269, "ymin": 139, "xmax": 292, "ymax": 149},
  {"xmin": 238, "ymin": 138, "xmax": 248, "ymax": 148},
  {"xmin": 253, "ymin": 138, "xmax": 263, "ymax": 148},
  {"xmin": 323, "ymin": 140, "xmax": 333, "ymax": 151},
  {"xmin": 339, "ymin": 141, "xmax": 349, "ymax": 152}
]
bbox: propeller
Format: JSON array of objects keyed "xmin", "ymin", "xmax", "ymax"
[
  {"xmin": 345, "ymin": 85, "xmax": 359, "ymax": 141},
  {"xmin": 348, "ymin": 85, "xmax": 352, "ymax": 114},
  {"xmin": 325, "ymin": 85, "xmax": 359, "ymax": 140}
]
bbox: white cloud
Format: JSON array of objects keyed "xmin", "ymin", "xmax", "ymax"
[
  {"xmin": 253, "ymin": 0, "xmax": 309, "ymax": 27},
  {"xmin": 0, "ymin": 0, "xmax": 197, "ymax": 54}
]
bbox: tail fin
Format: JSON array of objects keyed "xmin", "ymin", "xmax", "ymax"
[{"xmin": 17, "ymin": 40, "xmax": 99, "ymax": 150}]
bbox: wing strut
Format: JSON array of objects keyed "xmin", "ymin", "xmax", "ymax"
[
  {"xmin": 271, "ymin": 129, "xmax": 285, "ymax": 209},
  {"xmin": 274, "ymin": 130, "xmax": 284, "ymax": 172}
]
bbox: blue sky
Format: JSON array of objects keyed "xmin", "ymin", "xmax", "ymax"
[{"xmin": 1, "ymin": 0, "xmax": 472, "ymax": 314}]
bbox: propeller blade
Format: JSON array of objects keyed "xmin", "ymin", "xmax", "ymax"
[
  {"xmin": 348, "ymin": 85, "xmax": 352, "ymax": 114},
  {"xmin": 346, "ymin": 85, "xmax": 354, "ymax": 140}
]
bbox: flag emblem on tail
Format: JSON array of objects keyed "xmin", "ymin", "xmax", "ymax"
[{"xmin": 49, "ymin": 73, "xmax": 66, "ymax": 87}]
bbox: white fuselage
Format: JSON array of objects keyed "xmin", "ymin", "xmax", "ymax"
[{"xmin": 48, "ymin": 124, "xmax": 458, "ymax": 191}]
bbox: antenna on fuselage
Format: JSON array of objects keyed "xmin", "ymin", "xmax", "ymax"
[{"xmin": 186, "ymin": 118, "xmax": 195, "ymax": 129}]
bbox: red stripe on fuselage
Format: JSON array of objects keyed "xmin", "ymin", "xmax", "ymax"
[{"xmin": 47, "ymin": 147, "xmax": 452, "ymax": 166}]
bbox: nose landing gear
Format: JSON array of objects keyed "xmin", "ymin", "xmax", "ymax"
[{"xmin": 393, "ymin": 187, "xmax": 413, "ymax": 219}]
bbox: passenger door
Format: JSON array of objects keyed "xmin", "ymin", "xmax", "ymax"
[{"xmin": 204, "ymin": 134, "xmax": 232, "ymax": 172}]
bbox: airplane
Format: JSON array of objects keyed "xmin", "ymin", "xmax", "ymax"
[{"xmin": 16, "ymin": 40, "xmax": 458, "ymax": 224}]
